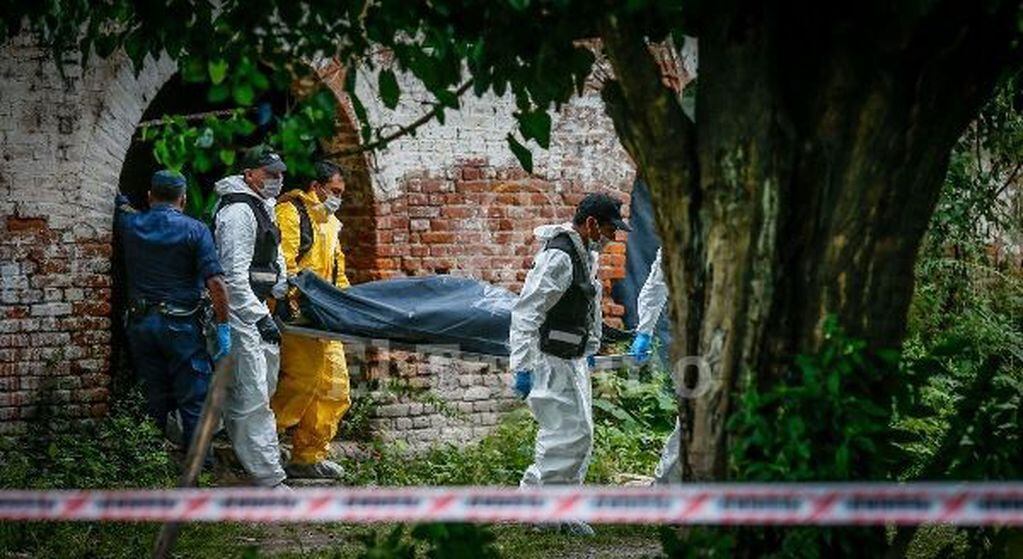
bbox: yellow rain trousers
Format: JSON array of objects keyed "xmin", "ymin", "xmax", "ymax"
[{"xmin": 271, "ymin": 189, "xmax": 352, "ymax": 465}]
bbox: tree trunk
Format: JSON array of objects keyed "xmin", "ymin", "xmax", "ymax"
[{"xmin": 600, "ymin": 0, "xmax": 1020, "ymax": 485}]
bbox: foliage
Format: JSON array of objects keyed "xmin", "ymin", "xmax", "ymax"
[
  {"xmin": 892, "ymin": 256, "xmax": 1023, "ymax": 558},
  {"xmin": 729, "ymin": 317, "xmax": 904, "ymax": 482},
  {"xmin": 338, "ymin": 408, "xmax": 534, "ymax": 487},
  {"xmin": 657, "ymin": 526, "xmax": 735, "ymax": 559},
  {"xmin": 721, "ymin": 319, "xmax": 906, "ymax": 557},
  {"xmin": 339, "ymin": 362, "xmax": 676, "ymax": 488},
  {"xmin": 137, "ymin": 82, "xmax": 339, "ymax": 222},
  {"xmin": 0, "ymin": 0, "xmax": 684, "ymax": 173},
  {"xmin": 336, "ymin": 389, "xmax": 383, "ymax": 442},
  {"xmin": 410, "ymin": 523, "xmax": 501, "ymax": 559},
  {"xmin": 589, "ymin": 361, "xmax": 677, "ymax": 482},
  {"xmin": 351, "ymin": 523, "xmax": 500, "ymax": 559},
  {"xmin": 711, "ymin": 75, "xmax": 1023, "ymax": 559},
  {"xmin": 356, "ymin": 525, "xmax": 416, "ymax": 559},
  {"xmin": 926, "ymin": 75, "xmax": 1023, "ymax": 256},
  {"xmin": 900, "ymin": 260, "xmax": 1023, "ymax": 480},
  {"xmin": 139, "ymin": 109, "xmax": 257, "ymax": 220},
  {"xmin": 0, "ymin": 389, "xmax": 178, "ymax": 557},
  {"xmin": 0, "ymin": 388, "xmax": 177, "ymax": 491},
  {"xmin": 592, "ymin": 359, "xmax": 676, "ymax": 433}
]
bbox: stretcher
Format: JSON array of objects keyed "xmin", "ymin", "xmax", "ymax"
[
  {"xmin": 279, "ymin": 321, "xmax": 638, "ymax": 372},
  {"xmin": 281, "ymin": 270, "xmax": 639, "ymax": 371}
]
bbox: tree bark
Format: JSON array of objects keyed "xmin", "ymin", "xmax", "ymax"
[{"xmin": 600, "ymin": 0, "xmax": 1021, "ymax": 486}]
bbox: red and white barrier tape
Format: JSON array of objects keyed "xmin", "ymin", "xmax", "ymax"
[{"xmin": 1, "ymin": 484, "xmax": 1021, "ymax": 525}]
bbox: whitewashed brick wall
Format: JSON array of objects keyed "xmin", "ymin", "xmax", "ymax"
[{"xmin": 0, "ymin": 33, "xmax": 175, "ymax": 434}]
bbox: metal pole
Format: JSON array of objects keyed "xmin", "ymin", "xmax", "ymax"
[{"xmin": 152, "ymin": 354, "xmax": 234, "ymax": 559}]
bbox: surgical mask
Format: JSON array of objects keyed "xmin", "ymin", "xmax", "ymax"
[
  {"xmin": 322, "ymin": 195, "xmax": 342, "ymax": 214},
  {"xmin": 261, "ymin": 177, "xmax": 283, "ymax": 199}
]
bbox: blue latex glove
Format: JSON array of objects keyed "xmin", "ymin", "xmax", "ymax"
[
  {"xmin": 211, "ymin": 323, "xmax": 232, "ymax": 362},
  {"xmin": 630, "ymin": 332, "xmax": 653, "ymax": 364},
  {"xmin": 586, "ymin": 355, "xmax": 596, "ymax": 369},
  {"xmin": 513, "ymin": 370, "xmax": 533, "ymax": 399}
]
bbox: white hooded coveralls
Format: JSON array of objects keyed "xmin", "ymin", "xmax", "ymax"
[
  {"xmin": 512, "ymin": 224, "xmax": 602, "ymax": 486},
  {"xmin": 214, "ymin": 175, "xmax": 288, "ymax": 487},
  {"xmin": 636, "ymin": 248, "xmax": 682, "ymax": 484}
]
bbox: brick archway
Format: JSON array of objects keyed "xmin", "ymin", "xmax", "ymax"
[
  {"xmin": 0, "ymin": 36, "xmax": 177, "ymax": 433},
  {"xmin": 313, "ymin": 62, "xmax": 383, "ymax": 285}
]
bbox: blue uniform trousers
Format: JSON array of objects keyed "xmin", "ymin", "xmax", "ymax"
[{"xmin": 126, "ymin": 312, "xmax": 212, "ymax": 447}]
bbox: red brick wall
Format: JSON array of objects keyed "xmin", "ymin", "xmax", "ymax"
[
  {"xmin": 0, "ymin": 216, "xmax": 112, "ymax": 434},
  {"xmin": 340, "ymin": 162, "xmax": 630, "ymax": 326}
]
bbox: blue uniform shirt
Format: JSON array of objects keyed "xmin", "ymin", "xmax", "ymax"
[{"xmin": 116, "ymin": 195, "xmax": 223, "ymax": 308}]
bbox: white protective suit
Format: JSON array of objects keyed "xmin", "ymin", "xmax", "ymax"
[
  {"xmin": 512, "ymin": 223, "xmax": 603, "ymax": 486},
  {"xmin": 214, "ymin": 175, "xmax": 288, "ymax": 487},
  {"xmin": 636, "ymin": 248, "xmax": 682, "ymax": 484}
]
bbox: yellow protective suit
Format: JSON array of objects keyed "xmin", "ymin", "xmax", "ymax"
[{"xmin": 271, "ymin": 189, "xmax": 352, "ymax": 465}]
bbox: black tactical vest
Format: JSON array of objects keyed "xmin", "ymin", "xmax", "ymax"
[
  {"xmin": 539, "ymin": 232, "xmax": 596, "ymax": 359},
  {"xmin": 216, "ymin": 193, "xmax": 281, "ymax": 300}
]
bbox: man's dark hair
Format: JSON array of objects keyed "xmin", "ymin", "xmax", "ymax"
[
  {"xmin": 150, "ymin": 183, "xmax": 185, "ymax": 202},
  {"xmin": 149, "ymin": 169, "xmax": 187, "ymax": 202},
  {"xmin": 313, "ymin": 160, "xmax": 343, "ymax": 184}
]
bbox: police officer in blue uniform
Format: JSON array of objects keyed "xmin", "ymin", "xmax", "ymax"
[{"xmin": 116, "ymin": 170, "xmax": 232, "ymax": 449}]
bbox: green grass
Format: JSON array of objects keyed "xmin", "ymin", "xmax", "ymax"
[{"xmin": 240, "ymin": 523, "xmax": 663, "ymax": 559}]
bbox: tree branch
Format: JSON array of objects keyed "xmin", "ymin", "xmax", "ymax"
[
  {"xmin": 136, "ymin": 107, "xmax": 253, "ymax": 129},
  {"xmin": 993, "ymin": 159, "xmax": 1023, "ymax": 200},
  {"xmin": 326, "ymin": 80, "xmax": 474, "ymax": 157}
]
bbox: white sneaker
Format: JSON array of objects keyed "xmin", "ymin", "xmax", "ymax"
[
  {"xmin": 560, "ymin": 521, "xmax": 595, "ymax": 536},
  {"xmin": 531, "ymin": 521, "xmax": 595, "ymax": 537},
  {"xmin": 285, "ymin": 459, "xmax": 346, "ymax": 480}
]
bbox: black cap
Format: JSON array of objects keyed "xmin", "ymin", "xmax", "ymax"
[
  {"xmin": 241, "ymin": 145, "xmax": 287, "ymax": 172},
  {"xmin": 574, "ymin": 192, "xmax": 632, "ymax": 232}
]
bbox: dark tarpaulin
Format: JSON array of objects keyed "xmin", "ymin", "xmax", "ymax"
[
  {"xmin": 611, "ymin": 178, "xmax": 671, "ymax": 361},
  {"xmin": 292, "ymin": 270, "xmax": 517, "ymax": 356}
]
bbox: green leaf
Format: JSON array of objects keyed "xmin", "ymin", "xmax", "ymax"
[
  {"xmin": 379, "ymin": 68, "xmax": 400, "ymax": 110},
  {"xmin": 181, "ymin": 57, "xmax": 207, "ymax": 83},
  {"xmin": 516, "ymin": 110, "xmax": 552, "ymax": 149},
  {"xmin": 218, "ymin": 149, "xmax": 236, "ymax": 166},
  {"xmin": 250, "ymin": 70, "xmax": 270, "ymax": 91},
  {"xmin": 507, "ymin": 0, "xmax": 530, "ymax": 10},
  {"xmin": 347, "ymin": 90, "xmax": 373, "ymax": 144},
  {"xmin": 153, "ymin": 140, "xmax": 171, "ymax": 166},
  {"xmin": 207, "ymin": 59, "xmax": 228, "ymax": 85},
  {"xmin": 232, "ymin": 83, "xmax": 255, "ymax": 106},
  {"xmin": 234, "ymin": 117, "xmax": 257, "ymax": 136},
  {"xmin": 207, "ymin": 83, "xmax": 230, "ymax": 103},
  {"xmin": 506, "ymin": 133, "xmax": 533, "ymax": 173},
  {"xmin": 193, "ymin": 151, "xmax": 212, "ymax": 173}
]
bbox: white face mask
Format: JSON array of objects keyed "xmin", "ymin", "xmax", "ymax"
[
  {"xmin": 322, "ymin": 195, "xmax": 342, "ymax": 214},
  {"xmin": 260, "ymin": 177, "xmax": 283, "ymax": 199}
]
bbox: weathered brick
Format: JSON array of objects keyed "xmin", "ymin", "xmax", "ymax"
[
  {"xmin": 5, "ymin": 216, "xmax": 47, "ymax": 232},
  {"xmin": 30, "ymin": 302, "xmax": 71, "ymax": 316}
]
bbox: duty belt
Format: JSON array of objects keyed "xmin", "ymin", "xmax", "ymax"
[{"xmin": 128, "ymin": 299, "xmax": 200, "ymax": 318}]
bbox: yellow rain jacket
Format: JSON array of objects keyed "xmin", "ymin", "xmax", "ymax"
[{"xmin": 271, "ymin": 188, "xmax": 352, "ymax": 465}]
